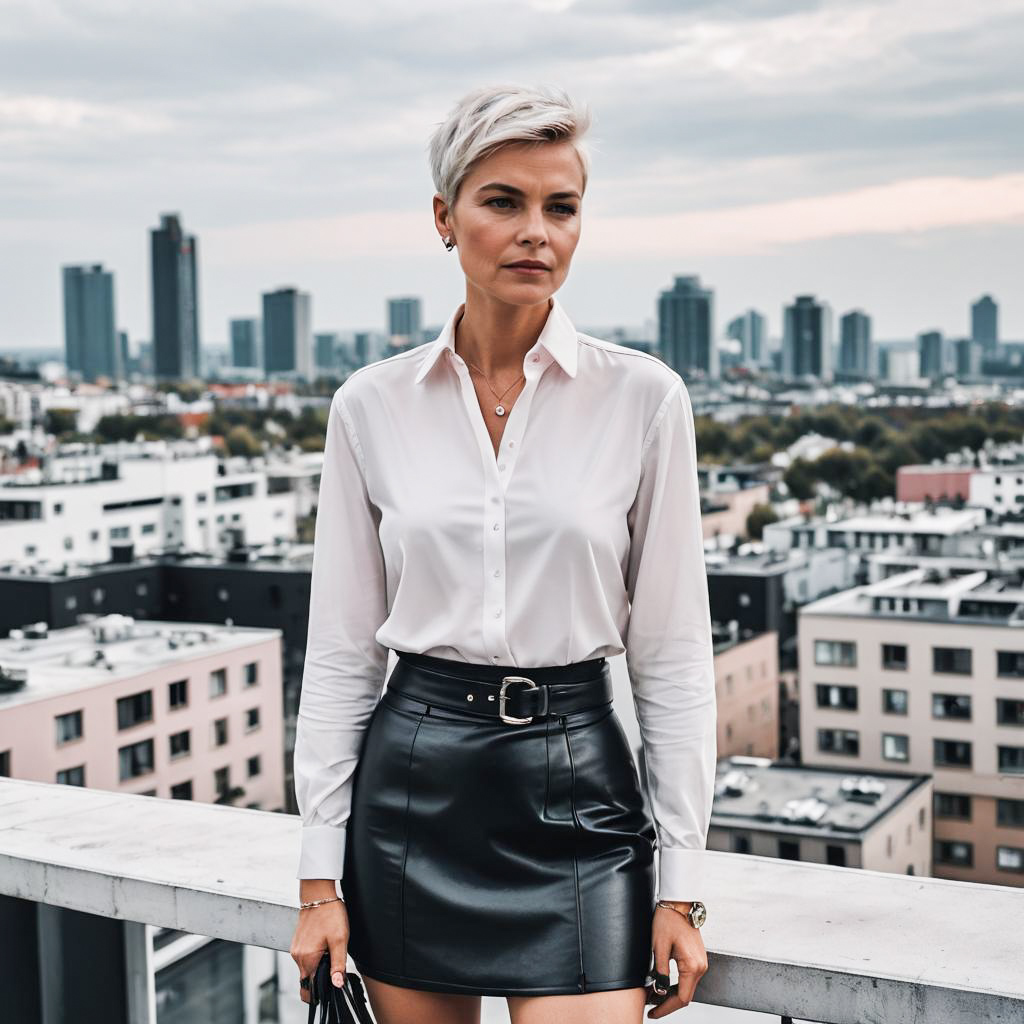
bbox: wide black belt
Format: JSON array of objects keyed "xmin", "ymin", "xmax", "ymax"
[{"xmin": 390, "ymin": 649, "xmax": 613, "ymax": 725}]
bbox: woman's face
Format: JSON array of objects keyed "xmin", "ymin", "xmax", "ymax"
[{"xmin": 435, "ymin": 140, "xmax": 584, "ymax": 308}]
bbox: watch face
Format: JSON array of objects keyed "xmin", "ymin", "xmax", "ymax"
[{"xmin": 691, "ymin": 902, "xmax": 707, "ymax": 927}]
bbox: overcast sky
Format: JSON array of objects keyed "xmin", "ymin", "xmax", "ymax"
[{"xmin": 2, "ymin": 0, "xmax": 1023, "ymax": 351}]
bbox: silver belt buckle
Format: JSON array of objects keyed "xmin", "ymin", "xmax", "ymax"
[{"xmin": 499, "ymin": 676, "xmax": 538, "ymax": 725}]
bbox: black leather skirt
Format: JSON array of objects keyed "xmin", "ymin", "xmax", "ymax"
[{"xmin": 342, "ymin": 649, "xmax": 657, "ymax": 997}]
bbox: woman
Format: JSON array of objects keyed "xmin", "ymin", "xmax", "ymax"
[{"xmin": 290, "ymin": 83, "xmax": 717, "ymax": 1024}]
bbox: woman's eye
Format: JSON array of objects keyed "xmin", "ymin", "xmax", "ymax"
[
  {"xmin": 486, "ymin": 197, "xmax": 514, "ymax": 208},
  {"xmin": 485, "ymin": 197, "xmax": 577, "ymax": 216}
]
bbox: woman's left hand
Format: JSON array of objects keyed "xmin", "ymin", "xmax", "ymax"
[{"xmin": 646, "ymin": 902, "xmax": 709, "ymax": 1018}]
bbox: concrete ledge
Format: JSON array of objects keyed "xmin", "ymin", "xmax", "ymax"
[{"xmin": 2, "ymin": 777, "xmax": 1022, "ymax": 1023}]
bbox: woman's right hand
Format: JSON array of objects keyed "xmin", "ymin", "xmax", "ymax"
[{"xmin": 290, "ymin": 892, "xmax": 350, "ymax": 1006}]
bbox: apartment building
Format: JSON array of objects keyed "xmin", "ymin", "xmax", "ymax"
[
  {"xmin": 708, "ymin": 756, "xmax": 932, "ymax": 875},
  {"xmin": 798, "ymin": 567, "xmax": 1024, "ymax": 886},
  {"xmin": 0, "ymin": 613, "xmax": 285, "ymax": 811},
  {"xmin": 713, "ymin": 625, "xmax": 780, "ymax": 760}
]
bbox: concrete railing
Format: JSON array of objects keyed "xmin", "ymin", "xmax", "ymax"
[{"xmin": 2, "ymin": 777, "xmax": 1023, "ymax": 1023}]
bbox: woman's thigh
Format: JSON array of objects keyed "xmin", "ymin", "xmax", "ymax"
[
  {"xmin": 362, "ymin": 975, "xmax": 481, "ymax": 1024},
  {"xmin": 507, "ymin": 987, "xmax": 646, "ymax": 1024}
]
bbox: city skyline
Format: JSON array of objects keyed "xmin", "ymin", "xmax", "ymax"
[{"xmin": 2, "ymin": 0, "xmax": 1023, "ymax": 349}]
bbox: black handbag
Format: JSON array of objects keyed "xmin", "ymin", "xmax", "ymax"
[{"xmin": 307, "ymin": 951, "xmax": 376, "ymax": 1024}]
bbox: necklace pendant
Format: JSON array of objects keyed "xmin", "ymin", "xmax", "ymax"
[{"xmin": 495, "ymin": 404, "xmax": 505, "ymax": 416}]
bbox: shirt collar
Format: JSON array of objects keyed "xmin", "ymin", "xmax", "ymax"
[{"xmin": 413, "ymin": 295, "xmax": 579, "ymax": 384}]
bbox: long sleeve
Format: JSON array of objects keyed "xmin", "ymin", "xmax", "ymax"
[
  {"xmin": 624, "ymin": 377, "xmax": 717, "ymax": 902},
  {"xmin": 293, "ymin": 387, "xmax": 390, "ymax": 881}
]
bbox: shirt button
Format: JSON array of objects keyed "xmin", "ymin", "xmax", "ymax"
[
  {"xmin": 508, "ymin": 441, "xmax": 515, "ymax": 447},
  {"xmin": 531, "ymin": 354, "xmax": 540, "ymax": 362},
  {"xmin": 495, "ymin": 609, "xmax": 502, "ymax": 618},
  {"xmin": 493, "ymin": 569, "xmax": 501, "ymax": 577},
  {"xmin": 491, "ymin": 496, "xmax": 499, "ymax": 504},
  {"xmin": 492, "ymin": 655, "xmax": 500, "ymax": 661},
  {"xmin": 493, "ymin": 523, "xmax": 500, "ymax": 530}
]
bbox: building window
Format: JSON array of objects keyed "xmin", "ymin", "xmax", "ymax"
[
  {"xmin": 171, "ymin": 780, "xmax": 193, "ymax": 800},
  {"xmin": 932, "ymin": 694, "xmax": 972, "ymax": 720},
  {"xmin": 55, "ymin": 710, "xmax": 83, "ymax": 745},
  {"xmin": 245, "ymin": 707, "xmax": 260, "ymax": 731},
  {"xmin": 116, "ymin": 690, "xmax": 153, "ymax": 730},
  {"xmin": 118, "ymin": 739, "xmax": 155, "ymax": 781},
  {"xmin": 247, "ymin": 754, "xmax": 261, "ymax": 778},
  {"xmin": 209, "ymin": 668, "xmax": 227, "ymax": 698},
  {"xmin": 997, "ymin": 798, "xmax": 1024, "ymax": 827},
  {"xmin": 882, "ymin": 734, "xmax": 909, "ymax": 762},
  {"xmin": 934, "ymin": 738, "xmax": 972, "ymax": 768},
  {"xmin": 996, "ymin": 846, "xmax": 1024, "ymax": 872},
  {"xmin": 932, "ymin": 647, "xmax": 972, "ymax": 675},
  {"xmin": 997, "ymin": 746, "xmax": 1024, "ymax": 774},
  {"xmin": 817, "ymin": 728, "xmax": 859, "ymax": 756},
  {"xmin": 826, "ymin": 845, "xmax": 846, "ymax": 866},
  {"xmin": 882, "ymin": 644, "xmax": 908, "ymax": 670},
  {"xmin": 732, "ymin": 834, "xmax": 750, "ymax": 853},
  {"xmin": 213, "ymin": 718, "xmax": 229, "ymax": 746},
  {"xmin": 214, "ymin": 766, "xmax": 230, "ymax": 797},
  {"xmin": 935, "ymin": 840, "xmax": 973, "ymax": 867},
  {"xmin": 244, "ymin": 661, "xmax": 259, "ymax": 686},
  {"xmin": 935, "ymin": 792, "xmax": 971, "ymax": 820},
  {"xmin": 883, "ymin": 689, "xmax": 908, "ymax": 714},
  {"xmin": 815, "ymin": 684, "xmax": 858, "ymax": 710},
  {"xmin": 169, "ymin": 731, "xmax": 191, "ymax": 759},
  {"xmin": 996, "ymin": 699, "xmax": 1024, "ymax": 726},
  {"xmin": 169, "ymin": 679, "xmax": 188, "ymax": 709},
  {"xmin": 778, "ymin": 840, "xmax": 800, "ymax": 860},
  {"xmin": 0, "ymin": 750, "xmax": 10, "ymax": 776},
  {"xmin": 56, "ymin": 765, "xmax": 85, "ymax": 786},
  {"xmin": 996, "ymin": 651, "xmax": 1024, "ymax": 678},
  {"xmin": 815, "ymin": 640, "xmax": 856, "ymax": 667}
]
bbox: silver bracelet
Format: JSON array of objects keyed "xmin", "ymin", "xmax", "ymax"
[{"xmin": 299, "ymin": 895, "xmax": 343, "ymax": 910}]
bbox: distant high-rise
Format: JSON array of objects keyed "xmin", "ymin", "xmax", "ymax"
[
  {"xmin": 725, "ymin": 309, "xmax": 765, "ymax": 367},
  {"xmin": 782, "ymin": 295, "xmax": 832, "ymax": 381},
  {"xmin": 954, "ymin": 337, "xmax": 982, "ymax": 379},
  {"xmin": 388, "ymin": 297, "xmax": 422, "ymax": 344},
  {"xmin": 230, "ymin": 318, "xmax": 261, "ymax": 369},
  {"xmin": 118, "ymin": 330, "xmax": 130, "ymax": 376},
  {"xmin": 151, "ymin": 213, "xmax": 200, "ymax": 381},
  {"xmin": 354, "ymin": 332, "xmax": 372, "ymax": 368},
  {"xmin": 62, "ymin": 264, "xmax": 119, "ymax": 383},
  {"xmin": 918, "ymin": 330, "xmax": 944, "ymax": 380},
  {"xmin": 658, "ymin": 275, "xmax": 716, "ymax": 379},
  {"xmin": 971, "ymin": 295, "xmax": 998, "ymax": 356},
  {"xmin": 838, "ymin": 310, "xmax": 872, "ymax": 379},
  {"xmin": 262, "ymin": 287, "xmax": 312, "ymax": 379},
  {"xmin": 315, "ymin": 332, "xmax": 340, "ymax": 371}
]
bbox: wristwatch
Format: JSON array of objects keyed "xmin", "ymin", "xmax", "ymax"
[{"xmin": 657, "ymin": 899, "xmax": 707, "ymax": 929}]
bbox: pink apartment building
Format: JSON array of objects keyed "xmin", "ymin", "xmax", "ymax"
[{"xmin": 0, "ymin": 614, "xmax": 285, "ymax": 811}]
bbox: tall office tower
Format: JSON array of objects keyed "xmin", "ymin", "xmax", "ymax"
[
  {"xmin": 782, "ymin": 295, "xmax": 833, "ymax": 381},
  {"xmin": 62, "ymin": 264, "xmax": 119, "ymax": 383},
  {"xmin": 954, "ymin": 337, "xmax": 982, "ymax": 379},
  {"xmin": 838, "ymin": 310, "xmax": 872, "ymax": 378},
  {"xmin": 354, "ymin": 331, "xmax": 371, "ymax": 368},
  {"xmin": 150, "ymin": 212, "xmax": 200, "ymax": 381},
  {"xmin": 262, "ymin": 287, "xmax": 313, "ymax": 379},
  {"xmin": 315, "ymin": 332, "xmax": 340, "ymax": 371},
  {"xmin": 918, "ymin": 330, "xmax": 944, "ymax": 380},
  {"xmin": 725, "ymin": 309, "xmax": 765, "ymax": 367},
  {"xmin": 388, "ymin": 297, "xmax": 422, "ymax": 343},
  {"xmin": 118, "ymin": 330, "xmax": 130, "ymax": 376},
  {"xmin": 230, "ymin": 318, "xmax": 261, "ymax": 369},
  {"xmin": 971, "ymin": 295, "xmax": 998, "ymax": 357},
  {"xmin": 657, "ymin": 274, "xmax": 717, "ymax": 378}
]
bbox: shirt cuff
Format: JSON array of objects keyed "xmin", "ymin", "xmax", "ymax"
[
  {"xmin": 656, "ymin": 847, "xmax": 708, "ymax": 902},
  {"xmin": 296, "ymin": 823, "xmax": 347, "ymax": 881}
]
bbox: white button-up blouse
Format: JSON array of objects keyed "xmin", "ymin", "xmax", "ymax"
[{"xmin": 293, "ymin": 294, "xmax": 717, "ymax": 902}]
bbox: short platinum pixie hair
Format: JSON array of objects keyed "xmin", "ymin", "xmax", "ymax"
[{"xmin": 427, "ymin": 83, "xmax": 594, "ymax": 210}]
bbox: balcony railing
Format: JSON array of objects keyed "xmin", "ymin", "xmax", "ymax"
[{"xmin": 2, "ymin": 777, "xmax": 1023, "ymax": 1023}]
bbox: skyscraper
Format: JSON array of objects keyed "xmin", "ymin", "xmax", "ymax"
[
  {"xmin": 838, "ymin": 310, "xmax": 872, "ymax": 379},
  {"xmin": 918, "ymin": 330, "xmax": 944, "ymax": 380},
  {"xmin": 388, "ymin": 297, "xmax": 422, "ymax": 345},
  {"xmin": 782, "ymin": 295, "xmax": 832, "ymax": 381},
  {"xmin": 230, "ymin": 318, "xmax": 261, "ymax": 369},
  {"xmin": 62, "ymin": 264, "xmax": 119, "ymax": 383},
  {"xmin": 262, "ymin": 287, "xmax": 313, "ymax": 379},
  {"xmin": 150, "ymin": 213, "xmax": 200, "ymax": 381},
  {"xmin": 971, "ymin": 295, "xmax": 998, "ymax": 356},
  {"xmin": 725, "ymin": 309, "xmax": 765, "ymax": 368},
  {"xmin": 657, "ymin": 275, "xmax": 716, "ymax": 378}
]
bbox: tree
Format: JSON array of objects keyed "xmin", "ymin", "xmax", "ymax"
[{"xmin": 746, "ymin": 503, "xmax": 779, "ymax": 540}]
